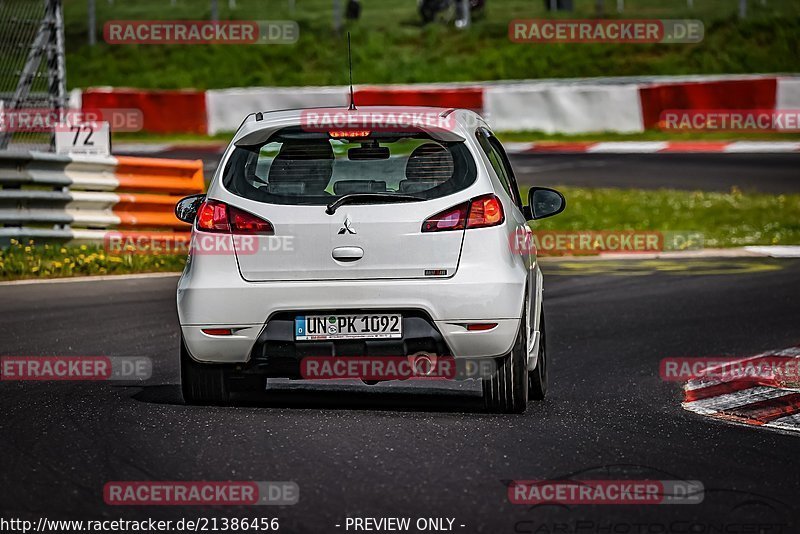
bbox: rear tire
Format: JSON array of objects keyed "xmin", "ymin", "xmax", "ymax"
[
  {"xmin": 482, "ymin": 318, "xmax": 528, "ymax": 413},
  {"xmin": 180, "ymin": 337, "xmax": 230, "ymax": 405},
  {"xmin": 529, "ymin": 307, "xmax": 548, "ymax": 400}
]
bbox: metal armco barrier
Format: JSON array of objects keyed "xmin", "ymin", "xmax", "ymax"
[{"xmin": 0, "ymin": 151, "xmax": 202, "ymax": 244}]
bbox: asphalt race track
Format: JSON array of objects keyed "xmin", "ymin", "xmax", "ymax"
[
  {"xmin": 2, "ymin": 258, "xmax": 799, "ymax": 532},
  {"xmin": 510, "ymin": 153, "xmax": 800, "ymax": 193},
  {"xmin": 116, "ymin": 146, "xmax": 800, "ymax": 193}
]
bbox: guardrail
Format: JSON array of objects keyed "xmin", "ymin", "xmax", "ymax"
[{"xmin": 0, "ymin": 151, "xmax": 203, "ymax": 245}]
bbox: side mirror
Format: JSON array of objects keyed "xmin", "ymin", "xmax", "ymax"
[
  {"xmin": 524, "ymin": 187, "xmax": 565, "ymax": 221},
  {"xmin": 174, "ymin": 194, "xmax": 206, "ymax": 224}
]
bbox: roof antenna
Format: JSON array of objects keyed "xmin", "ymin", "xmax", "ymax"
[{"xmin": 347, "ymin": 32, "xmax": 357, "ymax": 110}]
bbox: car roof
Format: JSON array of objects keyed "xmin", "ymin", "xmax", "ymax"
[
  {"xmin": 232, "ymin": 106, "xmax": 485, "ymax": 146},
  {"xmin": 247, "ymin": 105, "xmax": 467, "ymax": 121}
]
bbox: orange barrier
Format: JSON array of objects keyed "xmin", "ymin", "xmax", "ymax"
[
  {"xmin": 110, "ymin": 157, "xmax": 204, "ymax": 238},
  {"xmin": 113, "ymin": 193, "xmax": 192, "ymax": 230},
  {"xmin": 1, "ymin": 153, "xmax": 204, "ymax": 245},
  {"xmin": 114, "ymin": 156, "xmax": 204, "ymax": 195}
]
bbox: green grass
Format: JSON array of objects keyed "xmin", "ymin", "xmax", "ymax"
[
  {"xmin": 62, "ymin": 0, "xmax": 800, "ymax": 89},
  {"xmin": 2, "ymin": 186, "xmax": 798, "ymax": 280},
  {"xmin": 0, "ymin": 240, "xmax": 186, "ymax": 281},
  {"xmin": 112, "ymin": 131, "xmax": 233, "ymax": 143},
  {"xmin": 528, "ymin": 186, "xmax": 800, "ymax": 249}
]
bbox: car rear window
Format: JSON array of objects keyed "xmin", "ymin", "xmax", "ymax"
[{"xmin": 221, "ymin": 127, "xmax": 477, "ymax": 205}]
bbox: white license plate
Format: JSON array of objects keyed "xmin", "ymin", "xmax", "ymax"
[{"xmin": 295, "ymin": 314, "xmax": 402, "ymax": 341}]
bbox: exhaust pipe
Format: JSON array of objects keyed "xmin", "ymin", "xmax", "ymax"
[{"xmin": 409, "ymin": 352, "xmax": 438, "ymax": 377}]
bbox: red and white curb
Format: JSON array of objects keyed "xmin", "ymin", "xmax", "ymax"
[
  {"xmin": 504, "ymin": 141, "xmax": 800, "ymax": 154},
  {"xmin": 682, "ymin": 346, "xmax": 800, "ymax": 434}
]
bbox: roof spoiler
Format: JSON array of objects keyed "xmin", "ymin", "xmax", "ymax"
[{"xmin": 233, "ymin": 108, "xmax": 466, "ymax": 146}]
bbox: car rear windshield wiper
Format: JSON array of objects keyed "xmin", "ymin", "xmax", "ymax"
[{"xmin": 326, "ymin": 193, "xmax": 424, "ymax": 215}]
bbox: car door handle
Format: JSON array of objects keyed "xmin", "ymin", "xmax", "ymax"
[{"xmin": 332, "ymin": 246, "xmax": 364, "ymax": 262}]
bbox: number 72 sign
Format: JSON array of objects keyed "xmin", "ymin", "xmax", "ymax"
[{"xmin": 55, "ymin": 121, "xmax": 111, "ymax": 156}]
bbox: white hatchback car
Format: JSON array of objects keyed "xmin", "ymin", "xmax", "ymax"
[{"xmin": 175, "ymin": 106, "xmax": 565, "ymax": 413}]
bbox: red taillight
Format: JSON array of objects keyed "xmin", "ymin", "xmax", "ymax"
[
  {"xmin": 466, "ymin": 323, "xmax": 498, "ymax": 331},
  {"xmin": 196, "ymin": 200, "xmax": 229, "ymax": 232},
  {"xmin": 422, "ymin": 202, "xmax": 468, "ymax": 233},
  {"xmin": 196, "ymin": 201, "xmax": 273, "ymax": 235},
  {"xmin": 229, "ymin": 206, "xmax": 274, "ymax": 235},
  {"xmin": 467, "ymin": 194, "xmax": 504, "ymax": 229},
  {"xmin": 202, "ymin": 328, "xmax": 233, "ymax": 336},
  {"xmin": 421, "ymin": 194, "xmax": 504, "ymax": 233}
]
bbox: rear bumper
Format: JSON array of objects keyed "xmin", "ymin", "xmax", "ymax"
[
  {"xmin": 181, "ymin": 316, "xmax": 520, "ymax": 365},
  {"xmin": 178, "ymin": 264, "xmax": 525, "ymax": 365},
  {"xmin": 178, "ymin": 280, "xmax": 524, "ymax": 363},
  {"xmin": 243, "ymin": 310, "xmax": 453, "ymax": 378}
]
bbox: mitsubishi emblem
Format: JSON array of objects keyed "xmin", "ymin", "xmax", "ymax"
[{"xmin": 338, "ymin": 216, "xmax": 357, "ymax": 235}]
